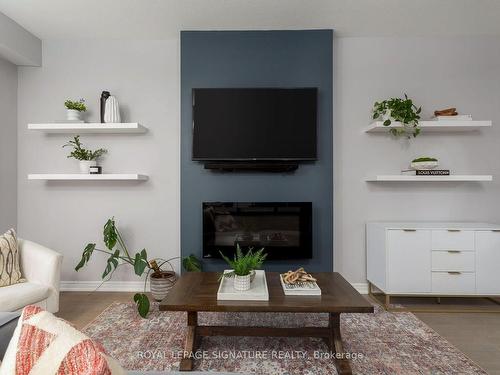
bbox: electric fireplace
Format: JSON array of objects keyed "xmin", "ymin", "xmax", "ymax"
[{"xmin": 202, "ymin": 202, "xmax": 312, "ymax": 260}]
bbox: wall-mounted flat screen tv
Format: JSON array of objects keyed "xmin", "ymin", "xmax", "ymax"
[{"xmin": 192, "ymin": 88, "xmax": 317, "ymax": 161}]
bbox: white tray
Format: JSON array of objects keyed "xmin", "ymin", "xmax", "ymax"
[{"xmin": 217, "ymin": 270, "xmax": 269, "ymax": 301}]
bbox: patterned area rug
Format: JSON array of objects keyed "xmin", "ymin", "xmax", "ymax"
[{"xmin": 83, "ymin": 302, "xmax": 486, "ymax": 374}]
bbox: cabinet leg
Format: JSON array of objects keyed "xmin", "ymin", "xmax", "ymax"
[{"xmin": 385, "ymin": 295, "xmax": 391, "ymax": 310}]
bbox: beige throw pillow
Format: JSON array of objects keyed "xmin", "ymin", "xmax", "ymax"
[{"xmin": 0, "ymin": 229, "xmax": 23, "ymax": 287}]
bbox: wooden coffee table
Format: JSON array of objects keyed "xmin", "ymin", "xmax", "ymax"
[{"xmin": 160, "ymin": 272, "xmax": 373, "ymax": 374}]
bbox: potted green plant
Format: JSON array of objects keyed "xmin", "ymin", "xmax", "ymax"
[
  {"xmin": 65, "ymin": 99, "xmax": 87, "ymax": 121},
  {"xmin": 75, "ymin": 217, "xmax": 183, "ymax": 317},
  {"xmin": 372, "ymin": 94, "xmax": 422, "ymax": 138},
  {"xmin": 219, "ymin": 245, "xmax": 267, "ymax": 291},
  {"xmin": 63, "ymin": 135, "xmax": 107, "ymax": 173}
]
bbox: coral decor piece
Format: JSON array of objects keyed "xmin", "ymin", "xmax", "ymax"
[
  {"xmin": 83, "ymin": 302, "xmax": 486, "ymax": 374},
  {"xmin": 1, "ymin": 305, "xmax": 124, "ymax": 375}
]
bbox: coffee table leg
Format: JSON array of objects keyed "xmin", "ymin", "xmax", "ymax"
[
  {"xmin": 179, "ymin": 311, "xmax": 198, "ymax": 371},
  {"xmin": 329, "ymin": 313, "xmax": 352, "ymax": 375}
]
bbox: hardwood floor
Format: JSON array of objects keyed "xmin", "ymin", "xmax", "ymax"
[
  {"xmin": 57, "ymin": 292, "xmax": 135, "ymax": 329},
  {"xmin": 58, "ymin": 292, "xmax": 500, "ymax": 374}
]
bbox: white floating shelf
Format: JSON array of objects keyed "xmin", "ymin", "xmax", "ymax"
[
  {"xmin": 366, "ymin": 175, "xmax": 493, "ymax": 182},
  {"xmin": 28, "ymin": 123, "xmax": 147, "ymax": 134},
  {"xmin": 28, "ymin": 174, "xmax": 149, "ymax": 181},
  {"xmin": 365, "ymin": 120, "xmax": 491, "ymax": 133}
]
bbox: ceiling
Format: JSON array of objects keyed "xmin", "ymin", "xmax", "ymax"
[{"xmin": 1, "ymin": 0, "xmax": 500, "ymax": 39}]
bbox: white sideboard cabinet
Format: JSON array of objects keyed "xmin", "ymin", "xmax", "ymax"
[{"xmin": 367, "ymin": 222, "xmax": 500, "ymax": 303}]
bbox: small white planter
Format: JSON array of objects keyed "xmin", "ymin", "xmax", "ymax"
[
  {"xmin": 234, "ymin": 273, "xmax": 252, "ymax": 291},
  {"xmin": 79, "ymin": 160, "xmax": 97, "ymax": 174},
  {"xmin": 410, "ymin": 160, "xmax": 439, "ymax": 170},
  {"xmin": 66, "ymin": 109, "xmax": 83, "ymax": 121}
]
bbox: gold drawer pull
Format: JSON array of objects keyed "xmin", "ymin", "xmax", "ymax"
[
  {"xmin": 403, "ymin": 229, "xmax": 416, "ymax": 232},
  {"xmin": 447, "ymin": 229, "xmax": 461, "ymax": 232},
  {"xmin": 448, "ymin": 271, "xmax": 462, "ymax": 275},
  {"xmin": 447, "ymin": 250, "xmax": 461, "ymax": 253}
]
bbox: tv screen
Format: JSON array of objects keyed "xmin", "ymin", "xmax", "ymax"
[{"xmin": 192, "ymin": 88, "xmax": 317, "ymax": 161}]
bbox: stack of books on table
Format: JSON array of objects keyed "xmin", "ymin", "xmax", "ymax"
[
  {"xmin": 279, "ymin": 274, "xmax": 321, "ymax": 296},
  {"xmin": 401, "ymin": 169, "xmax": 450, "ymax": 176}
]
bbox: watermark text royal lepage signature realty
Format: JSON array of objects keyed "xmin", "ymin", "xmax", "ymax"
[{"xmin": 137, "ymin": 350, "xmax": 364, "ymax": 361}]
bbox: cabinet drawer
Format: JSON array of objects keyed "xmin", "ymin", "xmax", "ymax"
[
  {"xmin": 431, "ymin": 251, "xmax": 475, "ymax": 272},
  {"xmin": 431, "ymin": 230, "xmax": 475, "ymax": 251},
  {"xmin": 431, "ymin": 272, "xmax": 476, "ymax": 294}
]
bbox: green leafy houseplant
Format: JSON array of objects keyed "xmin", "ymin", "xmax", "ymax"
[
  {"xmin": 372, "ymin": 94, "xmax": 422, "ymax": 138},
  {"xmin": 182, "ymin": 254, "xmax": 202, "ymax": 272},
  {"xmin": 63, "ymin": 135, "xmax": 107, "ymax": 161},
  {"xmin": 75, "ymin": 218, "xmax": 181, "ymax": 318},
  {"xmin": 412, "ymin": 157, "xmax": 437, "ymax": 162},
  {"xmin": 219, "ymin": 245, "xmax": 267, "ymax": 278},
  {"xmin": 64, "ymin": 99, "xmax": 87, "ymax": 112}
]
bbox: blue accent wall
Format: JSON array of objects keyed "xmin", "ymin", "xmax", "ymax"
[{"xmin": 181, "ymin": 30, "xmax": 333, "ymax": 272}]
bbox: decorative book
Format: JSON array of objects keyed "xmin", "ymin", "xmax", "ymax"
[
  {"xmin": 280, "ymin": 274, "xmax": 321, "ymax": 296},
  {"xmin": 401, "ymin": 169, "xmax": 450, "ymax": 176},
  {"xmin": 217, "ymin": 270, "xmax": 269, "ymax": 301}
]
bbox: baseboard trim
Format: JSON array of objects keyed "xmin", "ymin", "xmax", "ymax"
[
  {"xmin": 61, "ymin": 280, "xmax": 369, "ymax": 294},
  {"xmin": 60, "ymin": 281, "xmax": 146, "ymax": 292},
  {"xmin": 351, "ymin": 282, "xmax": 369, "ymax": 295}
]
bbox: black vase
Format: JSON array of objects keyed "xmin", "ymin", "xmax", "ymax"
[{"xmin": 100, "ymin": 91, "xmax": 110, "ymax": 123}]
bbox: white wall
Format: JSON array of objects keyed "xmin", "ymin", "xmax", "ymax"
[
  {"xmin": 16, "ymin": 35, "xmax": 500, "ymax": 288},
  {"xmin": 0, "ymin": 57, "xmax": 17, "ymax": 232},
  {"xmin": 334, "ymin": 36, "xmax": 500, "ymax": 284},
  {"xmin": 17, "ymin": 40, "xmax": 180, "ymax": 283}
]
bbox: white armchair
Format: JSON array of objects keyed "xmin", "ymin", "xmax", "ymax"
[{"xmin": 0, "ymin": 239, "xmax": 63, "ymax": 313}]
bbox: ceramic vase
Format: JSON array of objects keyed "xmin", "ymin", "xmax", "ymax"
[
  {"xmin": 104, "ymin": 95, "xmax": 121, "ymax": 123},
  {"xmin": 67, "ymin": 109, "xmax": 82, "ymax": 121},
  {"xmin": 79, "ymin": 160, "xmax": 97, "ymax": 174},
  {"xmin": 234, "ymin": 274, "xmax": 252, "ymax": 291},
  {"xmin": 150, "ymin": 271, "xmax": 177, "ymax": 301}
]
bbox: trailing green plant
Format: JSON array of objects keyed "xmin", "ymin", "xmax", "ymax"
[
  {"xmin": 75, "ymin": 218, "xmax": 181, "ymax": 318},
  {"xmin": 63, "ymin": 135, "xmax": 107, "ymax": 161},
  {"xmin": 372, "ymin": 94, "xmax": 422, "ymax": 138},
  {"xmin": 75, "ymin": 217, "xmax": 201, "ymax": 318},
  {"xmin": 64, "ymin": 98, "xmax": 87, "ymax": 112},
  {"xmin": 219, "ymin": 244, "xmax": 267, "ymax": 278},
  {"xmin": 182, "ymin": 254, "xmax": 202, "ymax": 272},
  {"xmin": 412, "ymin": 157, "xmax": 437, "ymax": 162}
]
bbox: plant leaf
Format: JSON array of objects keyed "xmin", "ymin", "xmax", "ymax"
[
  {"xmin": 133, "ymin": 293, "xmax": 150, "ymax": 318},
  {"xmin": 134, "ymin": 249, "xmax": 148, "ymax": 276},
  {"xmin": 75, "ymin": 243, "xmax": 96, "ymax": 271},
  {"xmin": 103, "ymin": 218, "xmax": 117, "ymax": 250},
  {"xmin": 182, "ymin": 254, "xmax": 202, "ymax": 272},
  {"xmin": 102, "ymin": 249, "xmax": 120, "ymax": 279},
  {"xmin": 383, "ymin": 119, "xmax": 391, "ymax": 126}
]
